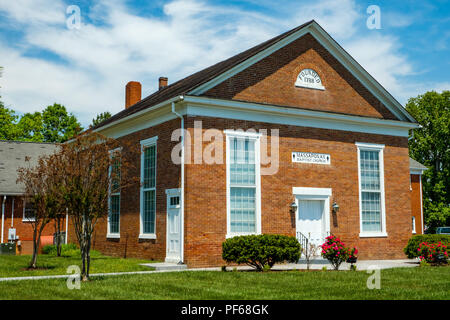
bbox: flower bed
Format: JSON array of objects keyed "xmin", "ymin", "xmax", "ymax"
[
  {"xmin": 320, "ymin": 235, "xmax": 357, "ymax": 270},
  {"xmin": 417, "ymin": 242, "xmax": 448, "ymax": 265}
]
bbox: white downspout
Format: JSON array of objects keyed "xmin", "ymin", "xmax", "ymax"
[
  {"xmin": 65, "ymin": 207, "xmax": 69, "ymax": 244},
  {"xmin": 171, "ymin": 96, "xmax": 185, "ymax": 263},
  {"xmin": 11, "ymin": 198, "xmax": 14, "ymax": 228},
  {"xmin": 420, "ymin": 174, "xmax": 424, "ymax": 234},
  {"xmin": 1, "ymin": 196, "xmax": 6, "ymax": 243}
]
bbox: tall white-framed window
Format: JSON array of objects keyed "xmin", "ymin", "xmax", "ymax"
[
  {"xmin": 356, "ymin": 142, "xmax": 387, "ymax": 237},
  {"xmin": 140, "ymin": 136, "xmax": 158, "ymax": 239},
  {"xmin": 412, "ymin": 216, "xmax": 416, "ymax": 234},
  {"xmin": 107, "ymin": 148, "xmax": 121, "ymax": 238},
  {"xmin": 225, "ymin": 130, "xmax": 261, "ymax": 237}
]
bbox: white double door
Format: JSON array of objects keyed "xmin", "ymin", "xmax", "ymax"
[
  {"xmin": 296, "ymin": 198, "xmax": 327, "ymax": 250},
  {"xmin": 165, "ymin": 189, "xmax": 182, "ymax": 263}
]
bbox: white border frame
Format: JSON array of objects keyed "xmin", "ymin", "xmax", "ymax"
[
  {"xmin": 107, "ymin": 147, "xmax": 122, "ymax": 239},
  {"xmin": 22, "ymin": 199, "xmax": 35, "ymax": 222},
  {"xmin": 225, "ymin": 130, "xmax": 262, "ymax": 238},
  {"xmin": 292, "ymin": 187, "xmax": 331, "ymax": 241},
  {"xmin": 165, "ymin": 188, "xmax": 182, "ymax": 263},
  {"xmin": 139, "ymin": 136, "xmax": 158, "ymax": 240},
  {"xmin": 356, "ymin": 142, "xmax": 388, "ymax": 238}
]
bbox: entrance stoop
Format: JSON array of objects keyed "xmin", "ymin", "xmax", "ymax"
[
  {"xmin": 297, "ymin": 257, "xmax": 329, "ymax": 265},
  {"xmin": 140, "ymin": 262, "xmax": 187, "ymax": 271}
]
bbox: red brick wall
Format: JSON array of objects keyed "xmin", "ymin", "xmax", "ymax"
[
  {"xmin": 410, "ymin": 174, "xmax": 423, "ymax": 235},
  {"xmin": 1, "ymin": 195, "xmax": 55, "ymax": 254},
  {"xmin": 183, "ymin": 116, "xmax": 412, "ymax": 267},
  {"xmin": 86, "ymin": 118, "xmax": 182, "ymax": 261},
  {"xmin": 204, "ymin": 33, "xmax": 397, "ymax": 120},
  {"xmin": 86, "ymin": 116, "xmax": 412, "ymax": 267}
]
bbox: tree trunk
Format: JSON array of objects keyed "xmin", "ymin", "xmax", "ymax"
[
  {"xmin": 29, "ymin": 225, "xmax": 44, "ymax": 269},
  {"xmin": 56, "ymin": 217, "xmax": 62, "ymax": 257},
  {"xmin": 29, "ymin": 229, "xmax": 38, "ymax": 269}
]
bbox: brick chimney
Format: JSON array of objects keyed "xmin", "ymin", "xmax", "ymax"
[
  {"xmin": 159, "ymin": 77, "xmax": 168, "ymax": 90},
  {"xmin": 125, "ymin": 81, "xmax": 142, "ymax": 109}
]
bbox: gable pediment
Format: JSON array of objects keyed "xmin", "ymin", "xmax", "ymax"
[{"xmin": 202, "ymin": 33, "xmax": 398, "ymax": 120}]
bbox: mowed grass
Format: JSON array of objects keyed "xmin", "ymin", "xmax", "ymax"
[
  {"xmin": 0, "ymin": 253, "xmax": 153, "ymax": 278},
  {"xmin": 0, "ymin": 267, "xmax": 449, "ymax": 300}
]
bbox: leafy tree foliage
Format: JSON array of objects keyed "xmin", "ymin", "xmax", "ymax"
[
  {"xmin": 91, "ymin": 111, "xmax": 112, "ymax": 127},
  {"xmin": 49, "ymin": 132, "xmax": 139, "ymax": 280},
  {"xmin": 42, "ymin": 103, "xmax": 82, "ymax": 142},
  {"xmin": 0, "ymin": 105, "xmax": 18, "ymax": 140},
  {"xmin": 17, "ymin": 152, "xmax": 64, "ymax": 268},
  {"xmin": 406, "ymin": 91, "xmax": 450, "ymax": 231},
  {"xmin": 16, "ymin": 112, "xmax": 44, "ymax": 142}
]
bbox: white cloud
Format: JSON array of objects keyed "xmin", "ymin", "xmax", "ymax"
[
  {"xmin": 288, "ymin": 0, "xmax": 360, "ymax": 39},
  {"xmin": 0, "ymin": 0, "xmax": 432, "ymax": 125},
  {"xmin": 343, "ymin": 34, "xmax": 414, "ymax": 98},
  {"xmin": 0, "ymin": 0, "xmax": 65, "ymax": 25}
]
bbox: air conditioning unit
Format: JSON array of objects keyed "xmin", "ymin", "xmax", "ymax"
[{"xmin": 8, "ymin": 228, "xmax": 16, "ymax": 241}]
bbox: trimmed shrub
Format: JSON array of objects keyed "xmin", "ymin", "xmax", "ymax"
[
  {"xmin": 222, "ymin": 234, "xmax": 301, "ymax": 271},
  {"xmin": 42, "ymin": 243, "xmax": 100, "ymax": 257},
  {"xmin": 42, "ymin": 243, "xmax": 78, "ymax": 255},
  {"xmin": 403, "ymin": 235, "xmax": 450, "ymax": 258}
]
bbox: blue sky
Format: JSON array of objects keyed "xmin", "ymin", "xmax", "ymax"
[{"xmin": 0, "ymin": 0, "xmax": 448, "ymax": 127}]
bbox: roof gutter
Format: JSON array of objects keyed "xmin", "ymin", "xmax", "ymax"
[
  {"xmin": 171, "ymin": 96, "xmax": 185, "ymax": 264},
  {"xmin": 1, "ymin": 195, "xmax": 6, "ymax": 243},
  {"xmin": 94, "ymin": 96, "xmax": 184, "ymax": 134}
]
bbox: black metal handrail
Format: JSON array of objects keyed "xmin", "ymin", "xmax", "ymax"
[{"xmin": 296, "ymin": 232, "xmax": 309, "ymax": 251}]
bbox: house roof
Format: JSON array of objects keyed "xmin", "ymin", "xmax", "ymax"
[
  {"xmin": 92, "ymin": 20, "xmax": 416, "ymax": 132},
  {"xmin": 0, "ymin": 140, "xmax": 58, "ymax": 195},
  {"xmin": 410, "ymin": 157, "xmax": 428, "ymax": 173}
]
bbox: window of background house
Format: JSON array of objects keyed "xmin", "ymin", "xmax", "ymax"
[{"xmin": 23, "ymin": 201, "xmax": 36, "ymax": 221}]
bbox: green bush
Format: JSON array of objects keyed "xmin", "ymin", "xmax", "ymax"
[
  {"xmin": 42, "ymin": 243, "xmax": 78, "ymax": 255},
  {"xmin": 222, "ymin": 234, "xmax": 301, "ymax": 271},
  {"xmin": 404, "ymin": 234, "xmax": 450, "ymax": 258},
  {"xmin": 42, "ymin": 243, "xmax": 102, "ymax": 257}
]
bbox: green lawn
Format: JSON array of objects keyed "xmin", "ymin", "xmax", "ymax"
[
  {"xmin": 0, "ymin": 253, "xmax": 153, "ymax": 278},
  {"xmin": 0, "ymin": 266, "xmax": 449, "ymax": 300}
]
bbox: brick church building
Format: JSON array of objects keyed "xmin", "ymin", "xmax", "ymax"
[{"xmin": 80, "ymin": 20, "xmax": 426, "ymax": 267}]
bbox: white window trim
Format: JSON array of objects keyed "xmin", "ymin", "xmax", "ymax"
[
  {"xmin": 356, "ymin": 142, "xmax": 388, "ymax": 238},
  {"xmin": 225, "ymin": 130, "xmax": 262, "ymax": 238},
  {"xmin": 22, "ymin": 199, "xmax": 35, "ymax": 222},
  {"xmin": 139, "ymin": 136, "xmax": 158, "ymax": 239},
  {"xmin": 412, "ymin": 216, "xmax": 416, "ymax": 234},
  {"xmin": 107, "ymin": 147, "xmax": 121, "ymax": 239}
]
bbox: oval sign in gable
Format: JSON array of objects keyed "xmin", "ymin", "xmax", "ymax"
[{"xmin": 295, "ymin": 68, "xmax": 325, "ymax": 90}]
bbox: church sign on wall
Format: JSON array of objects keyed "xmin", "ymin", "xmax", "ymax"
[
  {"xmin": 292, "ymin": 152, "xmax": 331, "ymax": 165},
  {"xmin": 295, "ymin": 68, "xmax": 325, "ymax": 90}
]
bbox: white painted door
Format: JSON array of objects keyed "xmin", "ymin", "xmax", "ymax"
[
  {"xmin": 166, "ymin": 190, "xmax": 181, "ymax": 263},
  {"xmin": 297, "ymin": 199, "xmax": 325, "ymax": 248}
]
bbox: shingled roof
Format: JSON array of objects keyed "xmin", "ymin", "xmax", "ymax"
[
  {"xmin": 92, "ymin": 20, "xmax": 315, "ymax": 130},
  {"xmin": 0, "ymin": 140, "xmax": 58, "ymax": 195},
  {"xmin": 410, "ymin": 157, "xmax": 428, "ymax": 172}
]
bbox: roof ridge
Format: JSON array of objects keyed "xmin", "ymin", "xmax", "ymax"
[{"xmin": 92, "ymin": 20, "xmax": 316, "ymax": 130}]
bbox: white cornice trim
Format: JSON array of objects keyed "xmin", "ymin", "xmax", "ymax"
[
  {"xmin": 293, "ymin": 187, "xmax": 332, "ymax": 196},
  {"xmin": 183, "ymin": 96, "xmax": 419, "ymax": 137},
  {"xmin": 410, "ymin": 168, "xmax": 426, "ymax": 175},
  {"xmin": 93, "ymin": 95, "xmax": 419, "ymax": 140}
]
